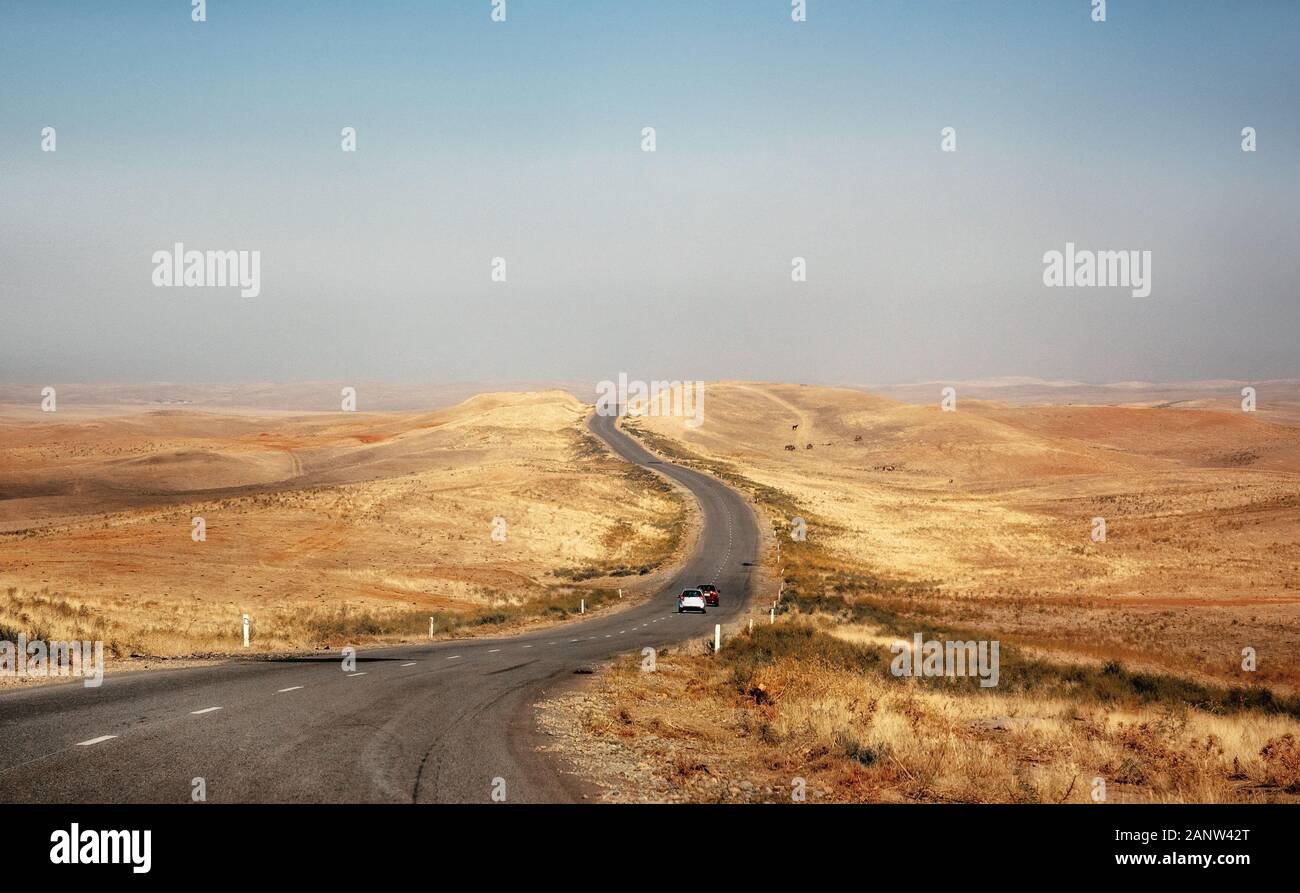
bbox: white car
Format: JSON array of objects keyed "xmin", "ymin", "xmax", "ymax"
[{"xmin": 677, "ymin": 589, "xmax": 707, "ymax": 613}]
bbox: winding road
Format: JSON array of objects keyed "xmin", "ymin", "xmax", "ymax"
[{"xmin": 0, "ymin": 413, "xmax": 761, "ymax": 803}]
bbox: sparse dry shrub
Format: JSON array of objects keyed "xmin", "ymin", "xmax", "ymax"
[
  {"xmin": 1108, "ymin": 716, "xmax": 1188, "ymax": 786},
  {"xmin": 1100, "ymin": 710, "xmax": 1238, "ymax": 800},
  {"xmin": 1258, "ymin": 733, "xmax": 1300, "ymax": 792},
  {"xmin": 671, "ymin": 751, "xmax": 710, "ymax": 779}
]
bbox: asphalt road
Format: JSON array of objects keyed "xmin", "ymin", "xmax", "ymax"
[{"xmin": 0, "ymin": 412, "xmax": 761, "ymax": 803}]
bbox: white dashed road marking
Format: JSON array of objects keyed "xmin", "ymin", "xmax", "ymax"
[
  {"xmin": 191, "ymin": 707, "xmax": 222, "ymax": 715},
  {"xmin": 445, "ymin": 656, "xmax": 461, "ymax": 661},
  {"xmin": 347, "ymin": 672, "xmax": 367, "ymax": 678},
  {"xmin": 76, "ymin": 735, "xmax": 117, "ymax": 746},
  {"xmin": 401, "ymin": 662, "xmax": 416, "ymax": 667},
  {"xmin": 277, "ymin": 686, "xmax": 303, "ymax": 693},
  {"xmin": 487, "ymin": 649, "xmax": 500, "ymax": 653}
]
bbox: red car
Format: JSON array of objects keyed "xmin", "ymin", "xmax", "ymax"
[{"xmin": 696, "ymin": 583, "xmax": 720, "ymax": 607}]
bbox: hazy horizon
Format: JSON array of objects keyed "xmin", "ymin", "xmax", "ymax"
[
  {"xmin": 3, "ymin": 0, "xmax": 1298, "ymax": 386},
  {"xmin": 5, "ymin": 374, "xmax": 1298, "ymax": 417}
]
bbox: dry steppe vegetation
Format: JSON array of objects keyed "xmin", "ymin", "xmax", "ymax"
[
  {"xmin": 0, "ymin": 390, "xmax": 685, "ymax": 665},
  {"xmin": 545, "ymin": 381, "xmax": 1300, "ymax": 803}
]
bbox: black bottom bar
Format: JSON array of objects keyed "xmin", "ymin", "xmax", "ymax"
[{"xmin": 11, "ymin": 803, "xmax": 1283, "ymax": 879}]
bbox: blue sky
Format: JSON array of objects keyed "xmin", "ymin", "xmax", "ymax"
[{"xmin": 2, "ymin": 0, "xmax": 1297, "ymax": 385}]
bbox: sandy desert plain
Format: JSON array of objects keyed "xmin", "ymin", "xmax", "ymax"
[{"xmin": 3, "ymin": 378, "xmax": 1299, "ymax": 803}]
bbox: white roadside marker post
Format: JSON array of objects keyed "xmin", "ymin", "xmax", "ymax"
[
  {"xmin": 580, "ymin": 599, "xmax": 585, "ymax": 614},
  {"xmin": 770, "ymin": 607, "xmax": 775, "ymax": 624},
  {"xmin": 749, "ymin": 617, "xmax": 753, "ymax": 632},
  {"xmin": 714, "ymin": 624, "xmax": 721, "ymax": 654},
  {"xmin": 429, "ymin": 616, "xmax": 434, "ymax": 638},
  {"xmin": 618, "ymin": 588, "xmax": 622, "ymax": 599},
  {"xmin": 242, "ymin": 614, "xmax": 249, "ymax": 648}
]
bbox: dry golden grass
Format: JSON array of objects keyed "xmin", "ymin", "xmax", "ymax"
[
  {"xmin": 631, "ymin": 382, "xmax": 1300, "ymax": 691},
  {"xmin": 0, "ymin": 391, "xmax": 685, "ymax": 660},
  {"xmin": 563, "ymin": 637, "xmax": 1299, "ymax": 803},
  {"xmin": 550, "ymin": 381, "xmax": 1300, "ymax": 803}
]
